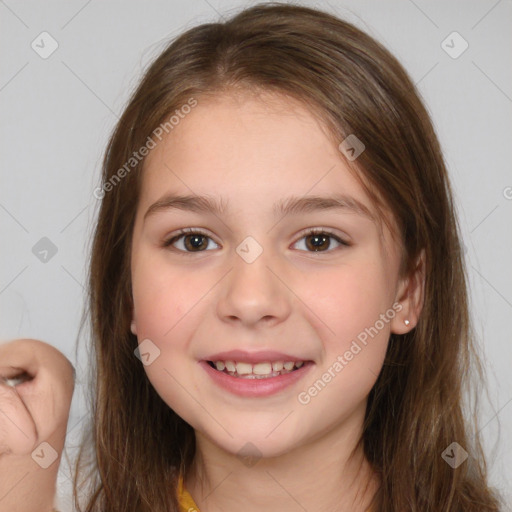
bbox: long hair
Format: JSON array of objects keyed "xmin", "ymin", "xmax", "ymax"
[{"xmin": 73, "ymin": 3, "xmax": 503, "ymax": 510}]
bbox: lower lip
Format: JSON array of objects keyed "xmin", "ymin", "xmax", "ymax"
[{"xmin": 200, "ymin": 360, "xmax": 314, "ymax": 398}]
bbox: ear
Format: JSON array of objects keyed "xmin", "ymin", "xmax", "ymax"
[
  {"xmin": 130, "ymin": 308, "xmax": 137, "ymax": 335},
  {"xmin": 391, "ymin": 249, "xmax": 426, "ymax": 334}
]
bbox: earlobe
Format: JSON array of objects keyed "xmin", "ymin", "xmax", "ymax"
[
  {"xmin": 391, "ymin": 249, "xmax": 426, "ymax": 334},
  {"xmin": 130, "ymin": 304, "xmax": 138, "ymax": 335}
]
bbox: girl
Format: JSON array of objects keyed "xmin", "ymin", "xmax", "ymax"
[{"xmin": 72, "ymin": 3, "xmax": 503, "ymax": 511}]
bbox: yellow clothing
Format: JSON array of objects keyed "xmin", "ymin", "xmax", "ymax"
[{"xmin": 178, "ymin": 474, "xmax": 200, "ymax": 512}]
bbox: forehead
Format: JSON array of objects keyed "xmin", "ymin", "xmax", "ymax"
[{"xmin": 142, "ymin": 92, "xmax": 364, "ymax": 202}]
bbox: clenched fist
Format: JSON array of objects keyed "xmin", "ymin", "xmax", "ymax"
[{"xmin": 0, "ymin": 339, "xmax": 75, "ymax": 512}]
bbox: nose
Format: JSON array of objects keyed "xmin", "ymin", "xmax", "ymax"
[{"xmin": 216, "ymin": 247, "xmax": 292, "ymax": 328}]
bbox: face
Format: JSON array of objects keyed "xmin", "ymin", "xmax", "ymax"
[{"xmin": 130, "ymin": 91, "xmax": 412, "ymax": 459}]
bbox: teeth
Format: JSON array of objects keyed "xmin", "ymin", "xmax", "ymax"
[
  {"xmin": 210, "ymin": 359, "xmax": 306, "ymax": 378},
  {"xmin": 253, "ymin": 362, "xmax": 272, "ymax": 375},
  {"xmin": 236, "ymin": 362, "xmax": 253, "ymax": 375},
  {"xmin": 272, "ymin": 361, "xmax": 284, "ymax": 372}
]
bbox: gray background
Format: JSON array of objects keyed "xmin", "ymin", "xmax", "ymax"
[{"xmin": 1, "ymin": 1, "xmax": 511, "ymax": 509}]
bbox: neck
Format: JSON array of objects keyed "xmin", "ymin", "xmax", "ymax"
[{"xmin": 185, "ymin": 403, "xmax": 380, "ymax": 512}]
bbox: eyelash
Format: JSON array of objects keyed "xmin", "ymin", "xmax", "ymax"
[{"xmin": 162, "ymin": 227, "xmax": 350, "ymax": 254}]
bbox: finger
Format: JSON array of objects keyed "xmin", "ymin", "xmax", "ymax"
[{"xmin": 0, "ymin": 376, "xmax": 37, "ymax": 456}]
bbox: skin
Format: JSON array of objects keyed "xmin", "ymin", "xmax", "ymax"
[
  {"xmin": 130, "ymin": 90, "xmax": 425, "ymax": 511},
  {"xmin": 0, "ymin": 338, "xmax": 75, "ymax": 512}
]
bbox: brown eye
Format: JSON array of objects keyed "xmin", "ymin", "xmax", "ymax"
[
  {"xmin": 293, "ymin": 229, "xmax": 349, "ymax": 253},
  {"xmin": 163, "ymin": 229, "xmax": 219, "ymax": 253}
]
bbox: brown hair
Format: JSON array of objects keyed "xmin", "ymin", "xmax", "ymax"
[{"xmin": 73, "ymin": 3, "xmax": 503, "ymax": 511}]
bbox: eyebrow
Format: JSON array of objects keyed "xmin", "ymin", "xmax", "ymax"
[{"xmin": 143, "ymin": 193, "xmax": 375, "ymax": 222}]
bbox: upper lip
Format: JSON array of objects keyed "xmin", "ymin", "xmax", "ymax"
[{"xmin": 204, "ymin": 350, "xmax": 311, "ymax": 364}]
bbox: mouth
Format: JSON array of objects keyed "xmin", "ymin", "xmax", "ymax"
[{"xmin": 206, "ymin": 359, "xmax": 310, "ymax": 379}]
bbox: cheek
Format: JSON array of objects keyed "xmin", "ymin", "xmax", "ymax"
[
  {"xmin": 131, "ymin": 257, "xmax": 209, "ymax": 394},
  {"xmin": 301, "ymin": 260, "xmax": 393, "ymax": 380},
  {"xmin": 131, "ymin": 253, "xmax": 199, "ymax": 338},
  {"xmin": 308, "ymin": 259, "xmax": 393, "ymax": 333},
  {"xmin": 295, "ymin": 269, "xmax": 392, "ymax": 414},
  {"xmin": 131, "ymin": 260, "xmax": 200, "ymax": 411}
]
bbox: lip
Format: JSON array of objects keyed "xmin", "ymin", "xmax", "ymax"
[
  {"xmin": 203, "ymin": 350, "xmax": 310, "ymax": 365},
  {"xmin": 200, "ymin": 359, "xmax": 314, "ymax": 398}
]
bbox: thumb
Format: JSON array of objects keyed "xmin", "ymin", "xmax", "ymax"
[{"xmin": 0, "ymin": 371, "xmax": 38, "ymax": 456}]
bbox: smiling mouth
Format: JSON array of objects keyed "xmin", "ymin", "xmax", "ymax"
[{"xmin": 207, "ymin": 360, "xmax": 309, "ymax": 379}]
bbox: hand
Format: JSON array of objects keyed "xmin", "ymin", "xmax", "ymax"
[{"xmin": 0, "ymin": 339, "xmax": 75, "ymax": 512}]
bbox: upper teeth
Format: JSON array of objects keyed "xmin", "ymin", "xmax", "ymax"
[{"xmin": 213, "ymin": 360, "xmax": 304, "ymax": 375}]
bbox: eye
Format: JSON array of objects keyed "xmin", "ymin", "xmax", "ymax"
[
  {"xmin": 292, "ymin": 228, "xmax": 350, "ymax": 253},
  {"xmin": 163, "ymin": 227, "xmax": 349, "ymax": 254},
  {"xmin": 163, "ymin": 228, "xmax": 219, "ymax": 253}
]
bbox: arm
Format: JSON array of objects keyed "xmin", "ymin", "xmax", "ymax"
[{"xmin": 0, "ymin": 339, "xmax": 75, "ymax": 512}]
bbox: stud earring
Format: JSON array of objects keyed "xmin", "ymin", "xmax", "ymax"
[{"xmin": 404, "ymin": 319, "xmax": 410, "ymax": 326}]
